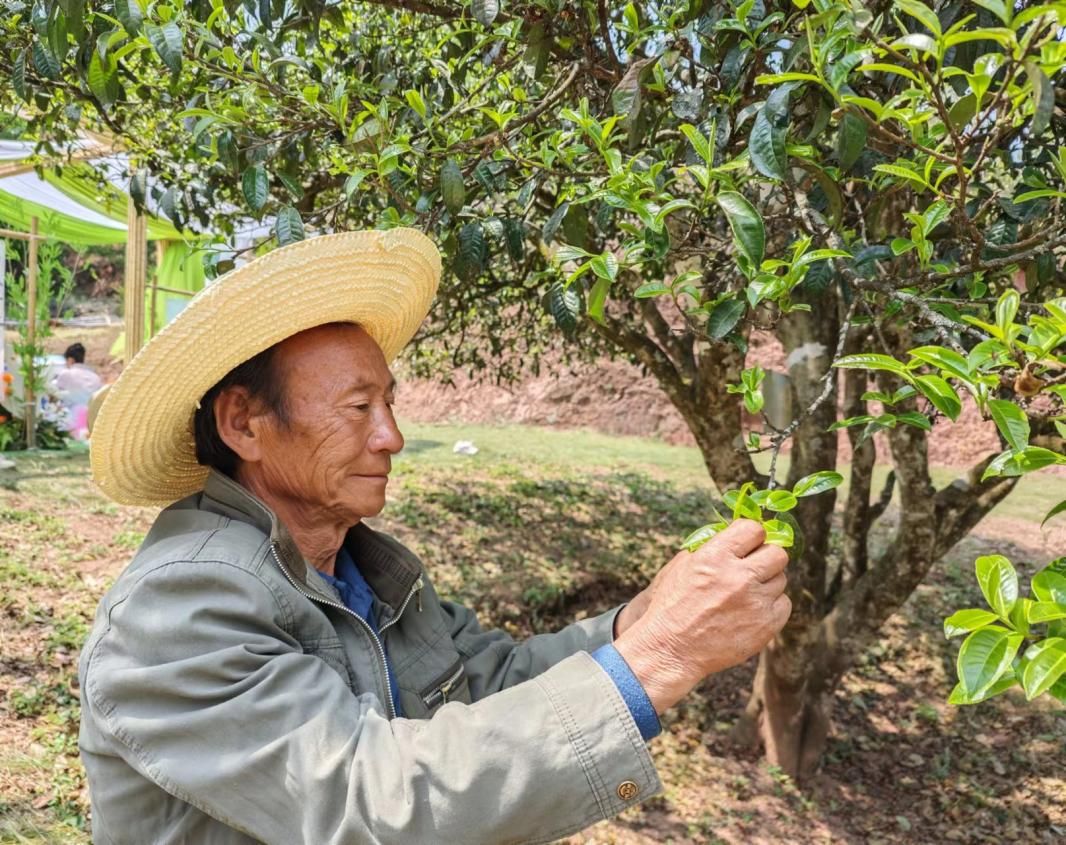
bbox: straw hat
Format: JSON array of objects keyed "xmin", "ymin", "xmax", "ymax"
[{"xmin": 91, "ymin": 228, "xmax": 441, "ymax": 506}]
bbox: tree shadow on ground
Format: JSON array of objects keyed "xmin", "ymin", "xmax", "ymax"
[
  {"xmin": 379, "ymin": 467, "xmax": 717, "ymax": 635},
  {"xmin": 377, "ymin": 469, "xmax": 1065, "ymax": 845}
]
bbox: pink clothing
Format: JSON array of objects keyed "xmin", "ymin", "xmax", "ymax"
[{"xmin": 53, "ymin": 364, "xmax": 102, "ymax": 395}]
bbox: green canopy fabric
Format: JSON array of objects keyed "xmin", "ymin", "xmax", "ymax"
[
  {"xmin": 109, "ymin": 241, "xmax": 209, "ymax": 358},
  {"xmin": 0, "ymin": 161, "xmax": 211, "ymax": 348},
  {"xmin": 44, "ymin": 165, "xmax": 187, "ymax": 241},
  {"xmin": 150, "ymin": 241, "xmax": 206, "ymax": 332},
  {"xmin": 0, "ymin": 180, "xmax": 128, "ymax": 246}
]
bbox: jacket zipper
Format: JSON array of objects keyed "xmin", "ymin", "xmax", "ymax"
[
  {"xmin": 270, "ymin": 544, "xmax": 423, "ymax": 720},
  {"xmin": 421, "ymin": 662, "xmax": 465, "ymax": 708}
]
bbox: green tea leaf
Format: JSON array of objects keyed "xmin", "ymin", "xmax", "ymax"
[
  {"xmin": 762, "ymin": 490, "xmax": 798, "ymax": 512},
  {"xmin": 707, "ymin": 298, "xmax": 746, "ymax": 339},
  {"xmin": 948, "ymin": 668, "xmax": 1017, "ymax": 704},
  {"xmin": 1027, "ymin": 602, "xmax": 1066, "ymax": 623},
  {"xmin": 915, "ymin": 374, "xmax": 962, "ymax": 421},
  {"xmin": 1025, "ymin": 61, "xmax": 1054, "ymax": 136},
  {"xmin": 1020, "ymin": 637, "xmax": 1066, "ymax": 700},
  {"xmin": 680, "ymin": 521, "xmax": 728, "ymax": 552},
  {"xmin": 988, "ymin": 399, "xmax": 1029, "ymax": 453},
  {"xmin": 956, "ymin": 625, "xmax": 1023, "ymax": 698},
  {"xmin": 943, "ymin": 608, "xmax": 999, "ymax": 638},
  {"xmin": 896, "ymin": 0, "xmax": 942, "ymax": 36},
  {"xmin": 242, "ymin": 164, "xmax": 269, "ymax": 213},
  {"xmin": 404, "ymin": 89, "xmax": 427, "ymax": 119},
  {"xmin": 896, "ymin": 411, "xmax": 932, "ymax": 430},
  {"xmin": 716, "ymin": 192, "xmax": 765, "ymax": 268},
  {"xmin": 975, "ymin": 554, "xmax": 1018, "ymax": 619},
  {"xmin": 995, "ymin": 288, "xmax": 1020, "ymax": 337},
  {"xmin": 972, "ymin": 0, "xmax": 1009, "ymax": 24},
  {"xmin": 1032, "ymin": 563, "xmax": 1066, "ymax": 604},
  {"xmin": 114, "ymin": 0, "xmax": 143, "ymax": 34},
  {"xmin": 441, "ymin": 159, "xmax": 466, "ymax": 214},
  {"xmin": 273, "ymin": 206, "xmax": 305, "ymax": 245},
  {"xmin": 749, "ymin": 107, "xmax": 787, "ymax": 180},
  {"xmin": 587, "ymin": 275, "xmax": 610, "ymax": 325},
  {"xmin": 836, "ymin": 112, "xmax": 866, "ymax": 170},
  {"xmin": 834, "ymin": 353, "xmax": 915, "ymax": 383},
  {"xmin": 763, "ymin": 519, "xmax": 795, "ymax": 548},
  {"xmin": 1041, "ymin": 499, "xmax": 1066, "ymax": 528},
  {"xmin": 907, "ymin": 346, "xmax": 971, "ymax": 382},
  {"xmin": 680, "ymin": 123, "xmax": 711, "ymax": 165},
  {"xmin": 144, "ymin": 21, "xmax": 183, "ymax": 76},
  {"xmin": 634, "ymin": 281, "xmax": 670, "ymax": 299},
  {"xmin": 792, "ymin": 470, "xmax": 844, "ymax": 497},
  {"xmin": 548, "ymin": 282, "xmax": 580, "ymax": 333}
]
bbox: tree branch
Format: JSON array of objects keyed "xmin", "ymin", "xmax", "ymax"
[
  {"xmin": 358, "ymin": 0, "xmax": 462, "ymax": 19},
  {"xmin": 634, "ymin": 294, "xmax": 696, "ymax": 384},
  {"xmin": 597, "ymin": 0, "xmax": 623, "ymax": 74},
  {"xmin": 458, "ymin": 61, "xmax": 583, "ymax": 150},
  {"xmin": 932, "ymin": 455, "xmax": 1020, "ymax": 559},
  {"xmin": 767, "ymin": 295, "xmax": 857, "ymax": 488}
]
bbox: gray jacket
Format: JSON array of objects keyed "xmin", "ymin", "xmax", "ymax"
[{"xmin": 78, "ymin": 470, "xmax": 661, "ymax": 844}]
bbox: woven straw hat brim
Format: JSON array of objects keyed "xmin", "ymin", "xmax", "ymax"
[{"xmin": 90, "ymin": 228, "xmax": 441, "ymax": 506}]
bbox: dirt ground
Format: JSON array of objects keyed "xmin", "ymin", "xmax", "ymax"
[
  {"xmin": 1, "ymin": 449, "xmax": 1063, "ymax": 844},
  {"xmin": 26, "ymin": 325, "xmax": 1016, "ymax": 473}
]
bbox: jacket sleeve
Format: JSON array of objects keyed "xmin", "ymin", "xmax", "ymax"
[
  {"xmin": 435, "ymin": 581, "xmax": 624, "ymax": 700},
  {"xmin": 83, "ymin": 558, "xmax": 660, "ymax": 845}
]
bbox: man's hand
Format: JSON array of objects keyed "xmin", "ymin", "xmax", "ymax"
[
  {"xmin": 614, "ymin": 519, "xmax": 791, "ymax": 714},
  {"xmin": 613, "ymin": 577, "xmax": 659, "ymax": 638}
]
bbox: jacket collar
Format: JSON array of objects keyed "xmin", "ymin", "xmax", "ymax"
[{"xmin": 199, "ymin": 469, "xmax": 422, "ymax": 611}]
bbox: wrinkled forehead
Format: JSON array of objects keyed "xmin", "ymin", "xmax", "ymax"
[{"xmin": 274, "ymin": 322, "xmax": 395, "ymax": 396}]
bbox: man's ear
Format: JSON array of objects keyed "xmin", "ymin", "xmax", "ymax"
[{"xmin": 214, "ymin": 386, "xmax": 272, "ymax": 463}]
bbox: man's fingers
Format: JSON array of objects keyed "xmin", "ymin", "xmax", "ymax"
[
  {"xmin": 746, "ymin": 543, "xmax": 789, "ymax": 582},
  {"xmin": 708, "ymin": 519, "xmax": 766, "ymax": 557},
  {"xmin": 760, "ymin": 572, "xmax": 787, "ymax": 598},
  {"xmin": 771, "ymin": 593, "xmax": 793, "ymax": 629}
]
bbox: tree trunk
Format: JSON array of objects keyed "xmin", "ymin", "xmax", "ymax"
[
  {"xmin": 595, "ymin": 296, "xmax": 1034, "ymax": 786},
  {"xmin": 730, "ymin": 297, "xmax": 842, "ymax": 781},
  {"xmin": 737, "ymin": 642, "xmax": 831, "ymax": 780}
]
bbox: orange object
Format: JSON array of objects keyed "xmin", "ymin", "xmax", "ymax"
[{"xmin": 1, "ymin": 372, "xmax": 12, "ymax": 383}]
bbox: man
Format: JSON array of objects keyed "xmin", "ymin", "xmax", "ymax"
[
  {"xmin": 80, "ymin": 229, "xmax": 790, "ymax": 844},
  {"xmin": 53, "ymin": 342, "xmax": 103, "ymax": 396},
  {"xmin": 52, "ymin": 342, "xmax": 103, "ymax": 438}
]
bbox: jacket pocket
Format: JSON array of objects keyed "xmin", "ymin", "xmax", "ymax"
[
  {"xmin": 304, "ymin": 637, "xmax": 356, "ymax": 691},
  {"xmin": 419, "ymin": 657, "xmax": 466, "ymax": 710}
]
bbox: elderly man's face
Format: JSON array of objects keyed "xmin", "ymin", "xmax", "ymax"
[{"xmin": 255, "ymin": 323, "xmax": 404, "ymax": 524}]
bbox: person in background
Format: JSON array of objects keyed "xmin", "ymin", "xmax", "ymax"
[{"xmin": 52, "ymin": 342, "xmax": 102, "ymax": 439}]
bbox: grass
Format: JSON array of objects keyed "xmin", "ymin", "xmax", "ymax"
[
  {"xmin": 399, "ymin": 419, "xmax": 1066, "ymax": 527},
  {"xmin": 1, "ymin": 420, "xmax": 1064, "ymax": 844}
]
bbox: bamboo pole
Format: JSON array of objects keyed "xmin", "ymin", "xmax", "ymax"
[
  {"xmin": 0, "ymin": 227, "xmax": 34, "ymax": 242},
  {"xmin": 124, "ymin": 195, "xmax": 147, "ymax": 363},
  {"xmin": 25, "ymin": 216, "xmax": 38, "ymax": 449},
  {"xmin": 148, "ymin": 240, "xmax": 169, "ymax": 339},
  {"xmin": 145, "ymin": 282, "xmax": 196, "ymax": 298}
]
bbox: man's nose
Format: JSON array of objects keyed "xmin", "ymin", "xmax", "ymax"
[{"xmin": 370, "ymin": 410, "xmax": 405, "ymax": 455}]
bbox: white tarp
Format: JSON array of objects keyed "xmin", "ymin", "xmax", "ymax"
[
  {"xmin": 0, "ymin": 138, "xmax": 99, "ymax": 162},
  {"xmin": 0, "ymin": 140, "xmax": 37, "ymax": 161},
  {"xmin": 0, "ymin": 171, "xmax": 126, "ymax": 231}
]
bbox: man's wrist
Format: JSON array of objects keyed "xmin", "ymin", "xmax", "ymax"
[
  {"xmin": 613, "ymin": 591, "xmax": 650, "ymax": 639},
  {"xmin": 591, "ymin": 643, "xmax": 661, "ymax": 741},
  {"xmin": 614, "ymin": 626, "xmax": 689, "ymax": 716}
]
